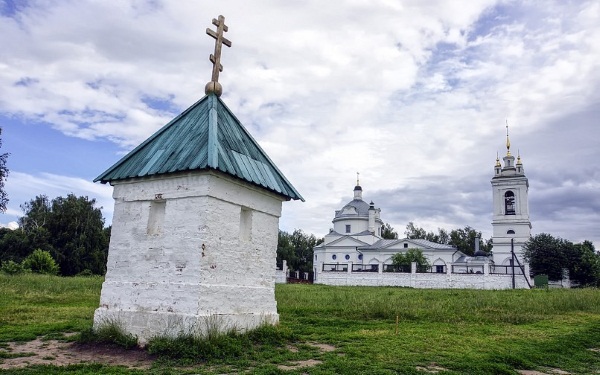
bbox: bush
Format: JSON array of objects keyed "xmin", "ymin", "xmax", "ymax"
[
  {"xmin": 0, "ymin": 260, "xmax": 26, "ymax": 275},
  {"xmin": 21, "ymin": 249, "xmax": 59, "ymax": 275},
  {"xmin": 76, "ymin": 269, "xmax": 94, "ymax": 277}
]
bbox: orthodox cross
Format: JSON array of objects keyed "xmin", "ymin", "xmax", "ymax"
[
  {"xmin": 505, "ymin": 120, "xmax": 511, "ymax": 156},
  {"xmin": 205, "ymin": 15, "xmax": 232, "ymax": 96}
]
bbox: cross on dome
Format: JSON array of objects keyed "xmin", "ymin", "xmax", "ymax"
[
  {"xmin": 205, "ymin": 15, "xmax": 232, "ymax": 97},
  {"xmin": 505, "ymin": 121, "xmax": 511, "ymax": 156}
]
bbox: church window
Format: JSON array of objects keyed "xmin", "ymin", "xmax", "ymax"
[
  {"xmin": 507, "ymin": 230, "xmax": 515, "ymax": 235},
  {"xmin": 345, "ymin": 254, "xmax": 350, "ymax": 260},
  {"xmin": 240, "ymin": 207, "xmax": 252, "ymax": 241},
  {"xmin": 345, "ymin": 224, "xmax": 351, "ymax": 233},
  {"xmin": 504, "ymin": 191, "xmax": 516, "ymax": 215},
  {"xmin": 404, "ymin": 243, "xmax": 408, "ymax": 248},
  {"xmin": 332, "ymin": 254, "xmax": 337, "ymax": 260},
  {"xmin": 436, "ymin": 265, "xmax": 445, "ymax": 273},
  {"xmin": 147, "ymin": 200, "xmax": 166, "ymax": 235},
  {"xmin": 358, "ymin": 254, "xmax": 363, "ymax": 260}
]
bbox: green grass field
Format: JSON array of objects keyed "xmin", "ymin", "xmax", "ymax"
[{"xmin": 0, "ymin": 274, "xmax": 599, "ymax": 374}]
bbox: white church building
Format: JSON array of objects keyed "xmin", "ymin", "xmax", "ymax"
[{"xmin": 313, "ymin": 133, "xmax": 532, "ymax": 289}]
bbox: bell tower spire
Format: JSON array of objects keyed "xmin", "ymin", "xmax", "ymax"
[{"xmin": 491, "ymin": 126, "xmax": 531, "ymax": 265}]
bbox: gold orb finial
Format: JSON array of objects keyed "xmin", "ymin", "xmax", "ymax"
[
  {"xmin": 495, "ymin": 152, "xmax": 501, "ymax": 167},
  {"xmin": 205, "ymin": 81, "xmax": 223, "ymax": 96}
]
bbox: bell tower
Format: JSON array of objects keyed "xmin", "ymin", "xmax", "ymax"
[{"xmin": 491, "ymin": 126, "xmax": 531, "ymax": 265}]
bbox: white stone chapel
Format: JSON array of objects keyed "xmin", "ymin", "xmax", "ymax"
[{"xmin": 93, "ymin": 16, "xmax": 303, "ymax": 343}]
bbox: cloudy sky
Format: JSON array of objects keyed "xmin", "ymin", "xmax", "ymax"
[{"xmin": 1, "ymin": 0, "xmax": 599, "ymax": 246}]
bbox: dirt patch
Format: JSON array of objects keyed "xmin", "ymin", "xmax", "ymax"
[
  {"xmin": 277, "ymin": 342, "xmax": 337, "ymax": 371},
  {"xmin": 416, "ymin": 362, "xmax": 449, "ymax": 373},
  {"xmin": 306, "ymin": 342, "xmax": 336, "ymax": 352},
  {"xmin": 518, "ymin": 370, "xmax": 571, "ymax": 375},
  {"xmin": 0, "ymin": 338, "xmax": 154, "ymax": 370},
  {"xmin": 277, "ymin": 359, "xmax": 323, "ymax": 371}
]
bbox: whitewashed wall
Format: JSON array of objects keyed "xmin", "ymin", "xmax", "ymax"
[
  {"xmin": 315, "ymin": 273, "xmax": 530, "ymax": 289},
  {"xmin": 94, "ymin": 171, "xmax": 284, "ymax": 344},
  {"xmin": 315, "ymin": 262, "xmax": 531, "ymax": 289}
]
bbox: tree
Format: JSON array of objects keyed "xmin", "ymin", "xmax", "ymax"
[
  {"xmin": 19, "ymin": 195, "xmax": 52, "ymax": 231},
  {"xmin": 381, "ymin": 223, "xmax": 398, "ymax": 239},
  {"xmin": 404, "ymin": 222, "xmax": 491, "ymax": 255},
  {"xmin": 566, "ymin": 240, "xmax": 600, "ymax": 286},
  {"xmin": 12, "ymin": 194, "xmax": 110, "ymax": 276},
  {"xmin": 523, "ymin": 233, "xmax": 570, "ymax": 281},
  {"xmin": 0, "ymin": 225, "xmax": 56, "ymax": 266},
  {"xmin": 46, "ymin": 194, "xmax": 109, "ymax": 276},
  {"xmin": 448, "ymin": 226, "xmax": 492, "ymax": 256},
  {"xmin": 524, "ymin": 234, "xmax": 600, "ymax": 285},
  {"xmin": 277, "ymin": 229, "xmax": 323, "ymax": 273},
  {"xmin": 404, "ymin": 222, "xmax": 451, "ymax": 244},
  {"xmin": 405, "ymin": 222, "xmax": 428, "ymax": 240},
  {"xmin": 0, "ymin": 127, "xmax": 9, "ymax": 212},
  {"xmin": 391, "ymin": 248, "xmax": 429, "ymax": 268}
]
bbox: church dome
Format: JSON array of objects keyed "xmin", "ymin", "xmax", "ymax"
[{"xmin": 334, "ymin": 198, "xmax": 371, "ymax": 219}]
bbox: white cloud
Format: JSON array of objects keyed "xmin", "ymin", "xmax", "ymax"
[
  {"xmin": 0, "ymin": 221, "xmax": 18, "ymax": 230},
  {"xmin": 1, "ymin": 0, "xmax": 599, "ymax": 246}
]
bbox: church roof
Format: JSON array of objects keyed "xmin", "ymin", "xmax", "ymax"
[
  {"xmin": 95, "ymin": 94, "xmax": 303, "ymax": 201},
  {"xmin": 359, "ymin": 238, "xmax": 456, "ymax": 251},
  {"xmin": 334, "ymin": 199, "xmax": 371, "ymax": 218}
]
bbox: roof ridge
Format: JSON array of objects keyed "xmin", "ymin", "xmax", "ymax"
[
  {"xmin": 94, "ymin": 94, "xmax": 303, "ymax": 201},
  {"xmin": 215, "ymin": 97, "xmax": 304, "ymax": 201},
  {"xmin": 94, "ymin": 96, "xmax": 209, "ymax": 183}
]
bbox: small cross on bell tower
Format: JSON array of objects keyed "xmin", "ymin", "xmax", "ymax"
[{"xmin": 205, "ymin": 15, "xmax": 232, "ymax": 97}]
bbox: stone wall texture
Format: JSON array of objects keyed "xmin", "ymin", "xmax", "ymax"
[{"xmin": 94, "ymin": 172, "xmax": 283, "ymax": 344}]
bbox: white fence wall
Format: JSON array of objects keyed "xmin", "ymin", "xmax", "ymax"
[{"xmin": 315, "ymin": 262, "xmax": 531, "ymax": 289}]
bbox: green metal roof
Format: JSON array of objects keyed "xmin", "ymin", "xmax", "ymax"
[{"xmin": 95, "ymin": 94, "xmax": 303, "ymax": 201}]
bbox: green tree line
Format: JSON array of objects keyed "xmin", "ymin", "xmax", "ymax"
[
  {"xmin": 0, "ymin": 194, "xmax": 110, "ymax": 276},
  {"xmin": 276, "ymin": 229, "xmax": 323, "ymax": 273},
  {"xmin": 524, "ymin": 233, "xmax": 599, "ymax": 286}
]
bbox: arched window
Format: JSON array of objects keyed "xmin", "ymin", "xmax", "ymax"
[
  {"xmin": 504, "ymin": 191, "xmax": 515, "ymax": 215},
  {"xmin": 507, "ymin": 230, "xmax": 515, "ymax": 235}
]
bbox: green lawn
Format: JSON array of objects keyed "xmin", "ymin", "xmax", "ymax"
[{"xmin": 0, "ymin": 274, "xmax": 599, "ymax": 374}]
